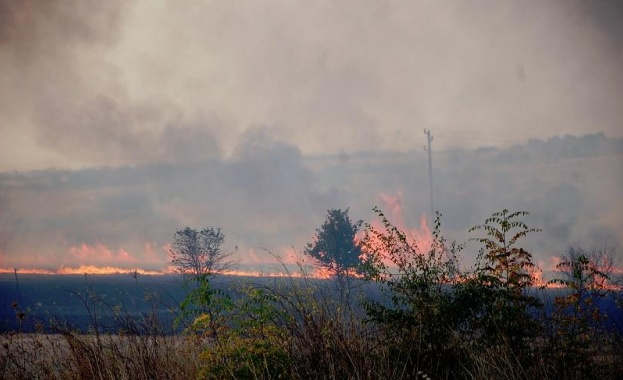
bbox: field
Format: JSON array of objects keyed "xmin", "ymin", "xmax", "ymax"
[
  {"xmin": 1, "ymin": 271, "xmax": 623, "ymax": 379},
  {"xmin": 2, "ymin": 273, "xmax": 622, "ymax": 333}
]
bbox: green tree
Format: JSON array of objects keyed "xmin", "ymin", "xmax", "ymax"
[{"xmin": 305, "ymin": 208, "xmax": 364, "ymax": 297}]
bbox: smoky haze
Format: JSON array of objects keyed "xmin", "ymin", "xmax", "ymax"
[
  {"xmin": 1, "ymin": 133, "xmax": 621, "ymax": 273},
  {"xmin": 0, "ymin": 1, "xmax": 622, "ymax": 272}
]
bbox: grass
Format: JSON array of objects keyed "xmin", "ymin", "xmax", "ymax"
[
  {"xmin": 1, "ymin": 331, "xmax": 202, "ymax": 379},
  {"xmin": 1, "ymin": 279, "xmax": 622, "ymax": 379}
]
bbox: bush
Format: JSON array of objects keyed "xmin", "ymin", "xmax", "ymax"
[
  {"xmin": 464, "ymin": 209, "xmax": 543, "ymax": 353},
  {"xmin": 361, "ymin": 209, "xmax": 468, "ymax": 375}
]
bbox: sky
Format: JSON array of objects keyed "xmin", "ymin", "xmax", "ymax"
[{"xmin": 1, "ymin": 1, "xmax": 622, "ymax": 276}]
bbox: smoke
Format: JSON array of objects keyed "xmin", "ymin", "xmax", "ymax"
[
  {"xmin": 1, "ymin": 132, "xmax": 620, "ymax": 273},
  {"xmin": 0, "ymin": 130, "xmax": 350, "ymax": 271},
  {"xmin": 1, "ymin": 1, "xmax": 623, "ymax": 171}
]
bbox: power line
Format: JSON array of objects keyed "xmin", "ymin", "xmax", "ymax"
[
  {"xmin": 435, "ymin": 136, "xmax": 521, "ymax": 144},
  {"xmin": 436, "ymin": 129, "xmax": 527, "ymax": 137}
]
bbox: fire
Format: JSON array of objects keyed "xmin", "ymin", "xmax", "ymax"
[
  {"xmin": 241, "ymin": 248, "xmax": 300, "ymax": 266},
  {"xmin": 0, "ymin": 267, "xmax": 56, "ymax": 275},
  {"xmin": 235, "ymin": 247, "xmax": 332, "ymax": 279},
  {"xmin": 222, "ymin": 269, "xmax": 331, "ymax": 279},
  {"xmin": 538, "ymin": 255, "xmax": 623, "ymax": 291},
  {"xmin": 0, "ymin": 250, "xmax": 335, "ymax": 279},
  {"xmin": 361, "ymin": 192, "xmax": 433, "ymax": 264},
  {"xmin": 67, "ymin": 243, "xmax": 157, "ymax": 267},
  {"xmin": 0, "ymin": 242, "xmax": 174, "ymax": 276},
  {"xmin": 0, "ymin": 266, "xmax": 334, "ymax": 279},
  {"xmin": 0, "ymin": 244, "xmax": 334, "ymax": 278},
  {"xmin": 527, "ymin": 261, "xmax": 547, "ymax": 288},
  {"xmin": 57, "ymin": 265, "xmax": 164, "ymax": 276},
  {"xmin": 0, "ymin": 266, "xmax": 166, "ymax": 276},
  {"xmin": 377, "ymin": 192, "xmax": 433, "ymax": 249}
]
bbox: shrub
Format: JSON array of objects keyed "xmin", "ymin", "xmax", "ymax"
[
  {"xmin": 361, "ymin": 209, "xmax": 467, "ymax": 375},
  {"xmin": 546, "ymin": 248, "xmax": 618, "ymax": 378},
  {"xmin": 464, "ymin": 209, "xmax": 543, "ymax": 352}
]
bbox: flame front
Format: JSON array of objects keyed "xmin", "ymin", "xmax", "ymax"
[
  {"xmin": 0, "ymin": 266, "xmax": 166, "ymax": 276},
  {"xmin": 360, "ymin": 192, "xmax": 433, "ymax": 266}
]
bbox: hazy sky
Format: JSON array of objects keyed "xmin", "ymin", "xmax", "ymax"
[
  {"xmin": 1, "ymin": 1, "xmax": 622, "ymax": 276},
  {"xmin": 1, "ymin": 0, "xmax": 622, "ymax": 171}
]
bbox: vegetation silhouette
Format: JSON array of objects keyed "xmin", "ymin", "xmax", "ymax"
[
  {"xmin": 2, "ymin": 209, "xmax": 622, "ymax": 379},
  {"xmin": 168, "ymin": 227, "xmax": 237, "ymax": 277},
  {"xmin": 305, "ymin": 208, "xmax": 367, "ymax": 301}
]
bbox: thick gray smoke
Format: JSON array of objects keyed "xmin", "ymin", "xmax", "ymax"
[{"xmin": 1, "ymin": 0, "xmax": 622, "ymax": 170}]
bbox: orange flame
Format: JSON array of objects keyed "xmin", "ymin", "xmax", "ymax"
[
  {"xmin": 527, "ymin": 260, "xmax": 547, "ymax": 288},
  {"xmin": 0, "ymin": 266, "xmax": 334, "ymax": 279},
  {"xmin": 377, "ymin": 192, "xmax": 433, "ymax": 249},
  {"xmin": 0, "ymin": 243, "xmax": 335, "ymax": 278},
  {"xmin": 362, "ymin": 192, "xmax": 433, "ymax": 262},
  {"xmin": 539, "ymin": 255, "xmax": 622, "ymax": 291},
  {"xmin": 236, "ymin": 247, "xmax": 332, "ymax": 279},
  {"xmin": 0, "ymin": 266, "xmax": 166, "ymax": 275},
  {"xmin": 0, "ymin": 242, "xmax": 173, "ymax": 276}
]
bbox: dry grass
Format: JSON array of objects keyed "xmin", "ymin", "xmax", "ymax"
[
  {"xmin": 1, "ymin": 332, "xmax": 202, "ymax": 379},
  {"xmin": 2, "ymin": 274, "xmax": 622, "ymax": 379}
]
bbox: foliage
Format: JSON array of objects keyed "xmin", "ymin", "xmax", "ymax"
[
  {"xmin": 546, "ymin": 247, "xmax": 616, "ymax": 377},
  {"xmin": 552, "ymin": 246, "xmax": 620, "ymax": 289},
  {"xmin": 360, "ymin": 207, "xmax": 551, "ymax": 375},
  {"xmin": 196, "ymin": 254, "xmax": 388, "ymax": 380},
  {"xmin": 267, "ymin": 273, "xmax": 398, "ymax": 379},
  {"xmin": 4, "ymin": 209, "xmax": 623, "ymax": 379},
  {"xmin": 465, "ymin": 209, "xmax": 543, "ymax": 350},
  {"xmin": 169, "ymin": 227, "xmax": 237, "ymax": 277},
  {"xmin": 198, "ymin": 286, "xmax": 291, "ymax": 379},
  {"xmin": 170, "ymin": 227, "xmax": 238, "ymax": 343},
  {"xmin": 305, "ymin": 208, "xmax": 366, "ymax": 299},
  {"xmin": 306, "ymin": 208, "xmax": 364, "ymax": 275},
  {"xmin": 361, "ymin": 208, "xmax": 467, "ymax": 371},
  {"xmin": 177, "ymin": 274, "xmax": 233, "ymax": 340}
]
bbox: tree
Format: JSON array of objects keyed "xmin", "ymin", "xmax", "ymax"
[
  {"xmin": 170, "ymin": 227, "xmax": 237, "ymax": 338},
  {"xmin": 305, "ymin": 208, "xmax": 364, "ymax": 293},
  {"xmin": 169, "ymin": 227, "xmax": 237, "ymax": 277}
]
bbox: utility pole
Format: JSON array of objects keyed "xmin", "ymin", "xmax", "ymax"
[{"xmin": 424, "ymin": 129, "xmax": 434, "ymax": 223}]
